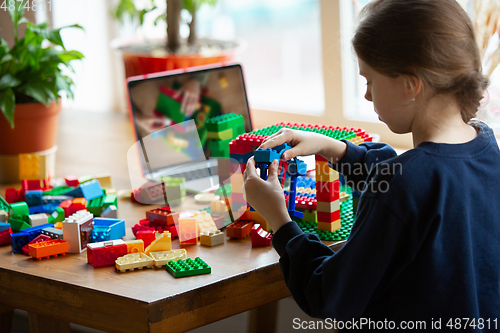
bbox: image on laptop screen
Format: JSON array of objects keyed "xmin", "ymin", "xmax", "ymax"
[{"xmin": 127, "ymin": 63, "xmax": 252, "ymax": 183}]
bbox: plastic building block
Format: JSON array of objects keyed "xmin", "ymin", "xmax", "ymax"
[
  {"xmin": 317, "ymin": 210, "xmax": 341, "ymax": 222},
  {"xmin": 10, "ymin": 223, "xmax": 53, "ymax": 253},
  {"xmin": 251, "ymin": 211, "xmax": 269, "ymax": 232},
  {"xmin": 10, "ymin": 202, "xmax": 29, "ymax": 222},
  {"xmin": 229, "ymin": 151, "xmax": 254, "ymax": 165},
  {"xmin": 90, "ymin": 217, "xmax": 125, "ymax": 242},
  {"xmin": 101, "ymin": 205, "xmax": 117, "ymax": 218},
  {"xmin": 65, "ymin": 176, "xmax": 79, "ymax": 187},
  {"xmin": 0, "ymin": 222, "xmax": 10, "ymax": 232},
  {"xmin": 94, "ymin": 174, "xmax": 113, "ymax": 190},
  {"xmin": 29, "ymin": 213, "xmax": 49, "ymax": 227},
  {"xmin": 115, "ymin": 252, "xmax": 154, "ymax": 273},
  {"xmin": 146, "ymin": 207, "xmax": 179, "ymax": 226},
  {"xmin": 317, "ymin": 220, "xmax": 341, "ymax": 232},
  {"xmin": 21, "ymin": 234, "xmax": 51, "ymax": 255},
  {"xmin": 316, "ymin": 200, "xmax": 341, "ymax": 213},
  {"xmin": 144, "ymin": 231, "xmax": 172, "ymax": 254},
  {"xmin": 61, "ymin": 186, "xmax": 83, "ymax": 198},
  {"xmin": 315, "ymin": 180, "xmax": 340, "ymax": 202},
  {"xmin": 87, "ymin": 240, "xmax": 127, "ymax": 267},
  {"xmin": 86, "ymin": 197, "xmax": 103, "ymax": 217},
  {"xmin": 48, "ymin": 207, "xmax": 65, "ymax": 224},
  {"xmin": 124, "ymin": 239, "xmax": 144, "ymax": 254},
  {"xmin": 0, "ymin": 194, "xmax": 10, "ymax": 212},
  {"xmin": 54, "ymin": 222, "xmax": 63, "ymax": 229},
  {"xmin": 178, "ymin": 217, "xmax": 199, "ymax": 245},
  {"xmin": 25, "ymin": 190, "xmax": 43, "ymax": 207},
  {"xmin": 161, "ymin": 176, "xmax": 186, "ymax": 204},
  {"xmin": 206, "ymin": 113, "xmax": 245, "ymax": 132},
  {"xmin": 226, "ymin": 220, "xmax": 254, "ymax": 240},
  {"xmin": 22, "ymin": 179, "xmax": 43, "ymax": 192},
  {"xmin": 149, "ymin": 249, "xmax": 187, "ymax": 268},
  {"xmin": 102, "ymin": 194, "xmax": 118, "ymax": 208},
  {"xmin": 254, "ymin": 148, "xmax": 280, "ymax": 164},
  {"xmin": 0, "ymin": 210, "xmax": 8, "ymax": 223},
  {"xmin": 41, "ymin": 227, "xmax": 63, "ymax": 239},
  {"xmin": 42, "ymin": 195, "xmax": 73, "ymax": 205},
  {"xmin": 136, "ymin": 229, "xmax": 156, "ymax": 248},
  {"xmin": 193, "ymin": 211, "xmax": 218, "ymax": 235},
  {"xmin": 166, "ymin": 257, "xmax": 211, "ymax": 278},
  {"xmin": 5, "ymin": 188, "xmax": 20, "ymax": 204},
  {"xmin": 0, "ymin": 228, "xmax": 12, "ymax": 246},
  {"xmin": 9, "ymin": 218, "xmax": 31, "ymax": 233},
  {"xmin": 59, "ymin": 199, "xmax": 73, "ymax": 217},
  {"xmin": 78, "ymin": 175, "xmax": 94, "ymax": 184},
  {"xmin": 28, "ymin": 239, "xmax": 69, "ymax": 260},
  {"xmin": 68, "ymin": 198, "xmax": 87, "ymax": 216},
  {"xmin": 62, "ymin": 210, "xmax": 94, "ymax": 253},
  {"xmin": 80, "ymin": 180, "xmax": 103, "ymax": 201},
  {"xmin": 200, "ymin": 230, "xmax": 224, "ymax": 247},
  {"xmin": 251, "ymin": 224, "xmax": 273, "ymax": 247}
]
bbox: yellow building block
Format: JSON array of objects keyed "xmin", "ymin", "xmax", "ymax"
[
  {"xmin": 94, "ymin": 174, "xmax": 113, "ymax": 190},
  {"xmin": 144, "ymin": 231, "xmax": 171, "ymax": 254},
  {"xmin": 251, "ymin": 211, "xmax": 269, "ymax": 232},
  {"xmin": 193, "ymin": 211, "xmax": 218, "ymax": 235},
  {"xmin": 115, "ymin": 252, "xmax": 154, "ymax": 273},
  {"xmin": 125, "ymin": 239, "xmax": 144, "ymax": 254},
  {"xmin": 315, "ymin": 160, "xmax": 331, "ymax": 176},
  {"xmin": 149, "ymin": 249, "xmax": 187, "ymax": 268},
  {"xmin": 317, "ymin": 220, "xmax": 341, "ymax": 232},
  {"xmin": 316, "ymin": 200, "xmax": 341, "ymax": 213},
  {"xmin": 315, "ymin": 171, "xmax": 339, "ymax": 182},
  {"xmin": 210, "ymin": 200, "xmax": 228, "ymax": 215},
  {"xmin": 200, "ymin": 230, "xmax": 225, "ymax": 247}
]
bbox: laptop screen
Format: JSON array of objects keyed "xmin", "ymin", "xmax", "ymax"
[{"xmin": 127, "ymin": 63, "xmax": 253, "ymax": 179}]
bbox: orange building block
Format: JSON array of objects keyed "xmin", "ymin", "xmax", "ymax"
[
  {"xmin": 226, "ymin": 220, "xmax": 254, "ymax": 240},
  {"xmin": 178, "ymin": 217, "xmax": 198, "ymax": 245},
  {"xmin": 125, "ymin": 239, "xmax": 144, "ymax": 254},
  {"xmin": 28, "ymin": 239, "xmax": 69, "ymax": 260}
]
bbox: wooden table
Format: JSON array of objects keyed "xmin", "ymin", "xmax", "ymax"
[{"xmin": 0, "ymin": 110, "xmax": 344, "ymax": 333}]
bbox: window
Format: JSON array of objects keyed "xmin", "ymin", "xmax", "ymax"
[{"xmin": 197, "ymin": 0, "xmax": 325, "ymax": 115}]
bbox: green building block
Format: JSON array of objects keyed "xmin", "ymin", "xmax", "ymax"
[
  {"xmin": 79, "ymin": 175, "xmax": 94, "ymax": 184},
  {"xmin": 0, "ymin": 195, "xmax": 10, "ymax": 213},
  {"xmin": 48, "ymin": 207, "xmax": 65, "ymax": 224},
  {"xmin": 161, "ymin": 176, "xmax": 186, "ymax": 205},
  {"xmin": 87, "ymin": 197, "xmax": 103, "ymax": 217},
  {"xmin": 9, "ymin": 218, "xmax": 31, "ymax": 232},
  {"xmin": 206, "ymin": 113, "xmax": 245, "ymax": 132},
  {"xmin": 207, "ymin": 126, "xmax": 245, "ymax": 141},
  {"xmin": 208, "ymin": 138, "xmax": 232, "ymax": 152},
  {"xmin": 102, "ymin": 194, "xmax": 117, "ymax": 208},
  {"xmin": 156, "ymin": 93, "xmax": 184, "ymax": 124},
  {"xmin": 166, "ymin": 257, "xmax": 211, "ymax": 278},
  {"xmin": 10, "ymin": 202, "xmax": 30, "ymax": 223},
  {"xmin": 213, "ymin": 183, "xmax": 231, "ymax": 197},
  {"xmin": 43, "ymin": 186, "xmax": 74, "ymax": 196}
]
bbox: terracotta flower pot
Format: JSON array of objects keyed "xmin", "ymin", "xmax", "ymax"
[
  {"xmin": 113, "ymin": 38, "xmax": 242, "ymax": 78},
  {"xmin": 0, "ymin": 100, "xmax": 61, "ymax": 155}
]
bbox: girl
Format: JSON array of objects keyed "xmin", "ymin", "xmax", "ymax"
[{"xmin": 243, "ymin": 0, "xmax": 500, "ymax": 330}]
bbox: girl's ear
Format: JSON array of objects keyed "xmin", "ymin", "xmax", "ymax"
[{"xmin": 405, "ymin": 75, "xmax": 422, "ymax": 101}]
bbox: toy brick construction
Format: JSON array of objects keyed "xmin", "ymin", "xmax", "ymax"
[{"xmin": 166, "ymin": 257, "xmax": 211, "ymax": 278}]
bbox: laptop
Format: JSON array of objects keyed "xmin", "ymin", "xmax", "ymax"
[{"xmin": 126, "ymin": 63, "xmax": 253, "ymax": 201}]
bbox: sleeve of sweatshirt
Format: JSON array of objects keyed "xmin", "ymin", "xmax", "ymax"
[
  {"xmin": 329, "ymin": 141, "xmax": 397, "ymax": 192},
  {"xmin": 272, "ymin": 194, "xmax": 420, "ymax": 321}
]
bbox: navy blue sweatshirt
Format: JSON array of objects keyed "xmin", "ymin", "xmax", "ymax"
[{"xmin": 272, "ymin": 122, "xmax": 500, "ymax": 331}]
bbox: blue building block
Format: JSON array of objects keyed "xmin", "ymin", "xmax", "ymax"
[
  {"xmin": 90, "ymin": 217, "xmax": 125, "ymax": 242},
  {"xmin": 25, "ymin": 190, "xmax": 43, "ymax": 207},
  {"xmin": 28, "ymin": 202, "xmax": 60, "ymax": 215},
  {"xmin": 229, "ymin": 151, "xmax": 254, "ymax": 165},
  {"xmin": 272, "ymin": 143, "xmax": 291, "ymax": 159},
  {"xmin": 80, "ymin": 180, "xmax": 104, "ymax": 201},
  {"xmin": 11, "ymin": 223, "xmax": 53, "ymax": 253},
  {"xmin": 63, "ymin": 186, "xmax": 83, "ymax": 198},
  {"xmin": 42, "ymin": 195, "xmax": 73, "ymax": 204},
  {"xmin": 0, "ymin": 222, "xmax": 10, "ymax": 232},
  {"xmin": 254, "ymin": 148, "xmax": 280, "ymax": 164},
  {"xmin": 287, "ymin": 158, "xmax": 307, "ymax": 176}
]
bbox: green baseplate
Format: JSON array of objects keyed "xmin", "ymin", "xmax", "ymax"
[{"xmin": 203, "ymin": 184, "xmax": 355, "ymax": 241}]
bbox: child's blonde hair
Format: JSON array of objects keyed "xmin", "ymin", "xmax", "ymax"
[{"xmin": 352, "ymin": 0, "xmax": 489, "ymax": 122}]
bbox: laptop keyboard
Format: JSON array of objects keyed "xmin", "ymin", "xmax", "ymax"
[{"xmin": 169, "ymin": 166, "xmax": 218, "ymax": 181}]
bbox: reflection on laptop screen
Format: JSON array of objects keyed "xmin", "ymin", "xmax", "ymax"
[{"xmin": 127, "ymin": 64, "xmax": 252, "ymax": 179}]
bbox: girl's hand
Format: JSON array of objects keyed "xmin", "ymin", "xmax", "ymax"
[
  {"xmin": 243, "ymin": 157, "xmax": 291, "ymax": 232},
  {"xmin": 259, "ymin": 128, "xmax": 347, "ymax": 162},
  {"xmin": 173, "ymin": 80, "xmax": 201, "ymax": 116}
]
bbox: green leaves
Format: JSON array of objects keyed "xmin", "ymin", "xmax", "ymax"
[
  {"xmin": 7, "ymin": 0, "xmax": 28, "ymax": 40},
  {"xmin": 0, "ymin": 88, "xmax": 15, "ymax": 128},
  {"xmin": 0, "ymin": 13, "xmax": 84, "ymax": 127}
]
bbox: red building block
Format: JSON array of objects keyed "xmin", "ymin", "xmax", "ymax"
[
  {"xmin": 146, "ymin": 208, "xmax": 179, "ymax": 226},
  {"xmin": 22, "ymin": 180, "xmax": 43, "ymax": 192},
  {"xmin": 5, "ymin": 188, "xmax": 20, "ymax": 204},
  {"xmin": 251, "ymin": 224, "xmax": 273, "ymax": 247},
  {"xmin": 315, "ymin": 180, "xmax": 340, "ymax": 202},
  {"xmin": 59, "ymin": 199, "xmax": 73, "ymax": 217},
  {"xmin": 21, "ymin": 234, "xmax": 52, "ymax": 255},
  {"xmin": 0, "ymin": 228, "xmax": 12, "ymax": 246},
  {"xmin": 86, "ymin": 240, "xmax": 127, "ymax": 267},
  {"xmin": 136, "ymin": 229, "xmax": 156, "ymax": 248},
  {"xmin": 68, "ymin": 198, "xmax": 87, "ymax": 216},
  {"xmin": 65, "ymin": 176, "xmax": 79, "ymax": 187},
  {"xmin": 295, "ymin": 196, "xmax": 317, "ymax": 210},
  {"xmin": 226, "ymin": 220, "xmax": 254, "ymax": 240},
  {"xmin": 317, "ymin": 210, "xmax": 341, "ymax": 223}
]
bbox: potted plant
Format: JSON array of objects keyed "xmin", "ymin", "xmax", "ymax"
[
  {"xmin": 112, "ymin": 0, "xmax": 240, "ymax": 77},
  {"xmin": 0, "ymin": 1, "xmax": 84, "ymax": 155}
]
